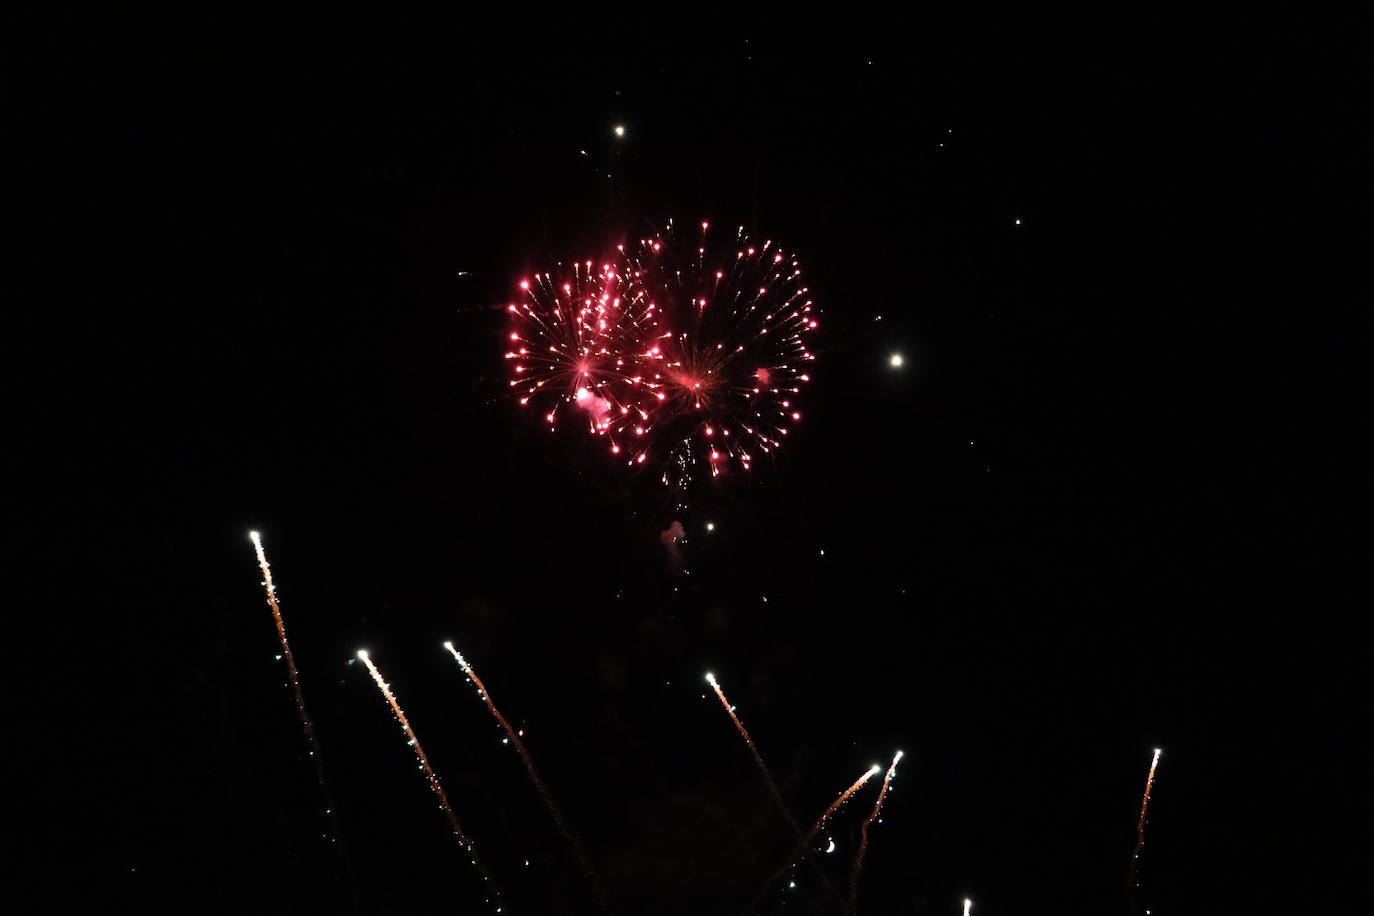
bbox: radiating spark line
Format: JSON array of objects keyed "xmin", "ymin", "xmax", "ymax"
[
  {"xmin": 810, "ymin": 764, "xmax": 883, "ymax": 845},
  {"xmin": 1128, "ymin": 747, "xmax": 1163, "ymax": 890},
  {"xmin": 963, "ymin": 898, "xmax": 973, "ymax": 916},
  {"xmin": 357, "ymin": 650, "xmax": 504, "ymax": 912},
  {"xmin": 748, "ymin": 763, "xmax": 883, "ymax": 914},
  {"xmin": 849, "ymin": 749, "xmax": 904, "ymax": 913},
  {"xmin": 445, "ymin": 641, "xmax": 607, "ymax": 911},
  {"xmin": 705, "ymin": 672, "xmax": 832, "ymax": 897},
  {"xmin": 248, "ymin": 531, "xmax": 355, "ymax": 898}
]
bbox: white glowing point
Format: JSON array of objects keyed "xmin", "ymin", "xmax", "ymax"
[
  {"xmin": 825, "ymin": 837, "xmax": 836, "ymax": 853},
  {"xmin": 249, "ymin": 530, "xmax": 261, "ymax": 543},
  {"xmin": 705, "ymin": 672, "xmax": 718, "ymax": 688},
  {"xmin": 1014, "ymin": 218, "xmax": 1022, "ymax": 225},
  {"xmin": 706, "ymin": 522, "xmax": 715, "ymax": 531},
  {"xmin": 889, "ymin": 353, "xmax": 904, "ymax": 368},
  {"xmin": 613, "ymin": 125, "xmax": 626, "ymax": 137},
  {"xmin": 356, "ymin": 649, "xmax": 369, "ymax": 660}
]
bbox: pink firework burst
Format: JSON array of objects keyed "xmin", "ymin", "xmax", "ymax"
[{"xmin": 506, "ymin": 220, "xmax": 818, "ymax": 482}]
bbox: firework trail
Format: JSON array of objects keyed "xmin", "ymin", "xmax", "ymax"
[
  {"xmin": 508, "ymin": 221, "xmax": 819, "ymax": 487},
  {"xmin": 963, "ymin": 898, "xmax": 973, "ymax": 916},
  {"xmin": 357, "ymin": 650, "xmax": 505, "ymax": 912},
  {"xmin": 807, "ymin": 764, "xmax": 883, "ymax": 846},
  {"xmin": 445, "ymin": 642, "xmax": 608, "ymax": 910},
  {"xmin": 848, "ymin": 749, "xmax": 904, "ymax": 914},
  {"xmin": 705, "ymin": 672, "xmax": 798, "ymax": 825},
  {"xmin": 705, "ymin": 672, "xmax": 833, "ymax": 898},
  {"xmin": 747, "ymin": 763, "xmax": 882, "ymax": 913},
  {"xmin": 248, "ymin": 531, "xmax": 356, "ymax": 900},
  {"xmin": 1128, "ymin": 747, "xmax": 1163, "ymax": 891}
]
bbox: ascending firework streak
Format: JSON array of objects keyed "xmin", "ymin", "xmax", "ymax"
[
  {"xmin": 248, "ymin": 531, "xmax": 355, "ymax": 898},
  {"xmin": 809, "ymin": 764, "xmax": 883, "ymax": 846},
  {"xmin": 705, "ymin": 672, "xmax": 833, "ymax": 896},
  {"xmin": 357, "ymin": 650, "xmax": 505, "ymax": 913},
  {"xmin": 705, "ymin": 672, "xmax": 802, "ymax": 828},
  {"xmin": 848, "ymin": 750, "xmax": 904, "ymax": 914},
  {"xmin": 1128, "ymin": 747, "xmax": 1163, "ymax": 890},
  {"xmin": 747, "ymin": 763, "xmax": 883, "ymax": 914},
  {"xmin": 444, "ymin": 642, "xmax": 607, "ymax": 910},
  {"xmin": 963, "ymin": 898, "xmax": 973, "ymax": 916}
]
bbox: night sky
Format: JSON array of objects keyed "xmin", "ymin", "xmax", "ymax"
[{"xmin": 23, "ymin": 14, "xmax": 1370, "ymax": 915}]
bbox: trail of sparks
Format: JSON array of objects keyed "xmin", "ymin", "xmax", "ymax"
[
  {"xmin": 445, "ymin": 642, "xmax": 607, "ymax": 911},
  {"xmin": 1128, "ymin": 747, "xmax": 1163, "ymax": 890},
  {"xmin": 248, "ymin": 532, "xmax": 354, "ymax": 894},
  {"xmin": 964, "ymin": 898, "xmax": 973, "ymax": 916},
  {"xmin": 705, "ymin": 672, "xmax": 799, "ymax": 827},
  {"xmin": 357, "ymin": 650, "xmax": 505, "ymax": 913},
  {"xmin": 848, "ymin": 750, "xmax": 904, "ymax": 914},
  {"xmin": 748, "ymin": 763, "xmax": 882, "ymax": 914},
  {"xmin": 809, "ymin": 764, "xmax": 883, "ymax": 846},
  {"xmin": 705, "ymin": 672, "xmax": 832, "ymax": 897}
]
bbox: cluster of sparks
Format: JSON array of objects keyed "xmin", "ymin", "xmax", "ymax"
[{"xmin": 506, "ymin": 220, "xmax": 817, "ymax": 484}]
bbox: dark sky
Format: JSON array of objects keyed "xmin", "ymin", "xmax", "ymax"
[{"xmin": 21, "ymin": 13, "xmax": 1370, "ymax": 916}]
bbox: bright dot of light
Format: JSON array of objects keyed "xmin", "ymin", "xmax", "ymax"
[
  {"xmin": 613, "ymin": 125, "xmax": 626, "ymax": 137},
  {"xmin": 706, "ymin": 522, "xmax": 715, "ymax": 531},
  {"xmin": 889, "ymin": 353, "xmax": 904, "ymax": 368}
]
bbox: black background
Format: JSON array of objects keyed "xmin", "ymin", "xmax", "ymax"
[{"xmin": 19, "ymin": 12, "xmax": 1370, "ymax": 915}]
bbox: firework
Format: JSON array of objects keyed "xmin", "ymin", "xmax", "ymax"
[
  {"xmin": 749, "ymin": 763, "xmax": 883, "ymax": 913},
  {"xmin": 357, "ymin": 650, "xmax": 505, "ymax": 912},
  {"xmin": 508, "ymin": 221, "xmax": 818, "ymax": 484},
  {"xmin": 704, "ymin": 672, "xmax": 797, "ymax": 824},
  {"xmin": 963, "ymin": 898, "xmax": 973, "ymax": 916},
  {"xmin": 809, "ymin": 764, "xmax": 883, "ymax": 846},
  {"xmin": 248, "ymin": 532, "xmax": 353, "ymax": 881},
  {"xmin": 444, "ymin": 642, "xmax": 606, "ymax": 909},
  {"xmin": 705, "ymin": 671, "xmax": 835, "ymax": 899},
  {"xmin": 1128, "ymin": 747, "xmax": 1163, "ymax": 890},
  {"xmin": 849, "ymin": 749, "xmax": 904, "ymax": 913}
]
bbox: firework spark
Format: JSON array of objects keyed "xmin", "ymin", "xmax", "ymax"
[
  {"xmin": 248, "ymin": 532, "xmax": 353, "ymax": 880},
  {"xmin": 749, "ymin": 763, "xmax": 883, "ymax": 913},
  {"xmin": 444, "ymin": 641, "xmax": 606, "ymax": 909},
  {"xmin": 357, "ymin": 650, "xmax": 504, "ymax": 912},
  {"xmin": 705, "ymin": 671, "xmax": 834, "ymax": 899},
  {"xmin": 508, "ymin": 221, "xmax": 818, "ymax": 485},
  {"xmin": 1128, "ymin": 747, "xmax": 1163, "ymax": 890},
  {"xmin": 849, "ymin": 749, "xmax": 904, "ymax": 913},
  {"xmin": 810, "ymin": 764, "xmax": 883, "ymax": 846},
  {"xmin": 963, "ymin": 898, "xmax": 973, "ymax": 916}
]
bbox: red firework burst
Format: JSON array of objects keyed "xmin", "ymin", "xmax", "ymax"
[{"xmin": 506, "ymin": 220, "xmax": 818, "ymax": 482}]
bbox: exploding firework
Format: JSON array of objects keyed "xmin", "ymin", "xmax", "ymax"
[
  {"xmin": 444, "ymin": 641, "xmax": 606, "ymax": 909},
  {"xmin": 849, "ymin": 749, "xmax": 904, "ymax": 913},
  {"xmin": 357, "ymin": 649, "xmax": 505, "ymax": 912},
  {"xmin": 1128, "ymin": 747, "xmax": 1163, "ymax": 890},
  {"xmin": 507, "ymin": 221, "xmax": 818, "ymax": 484},
  {"xmin": 248, "ymin": 531, "xmax": 353, "ymax": 883}
]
